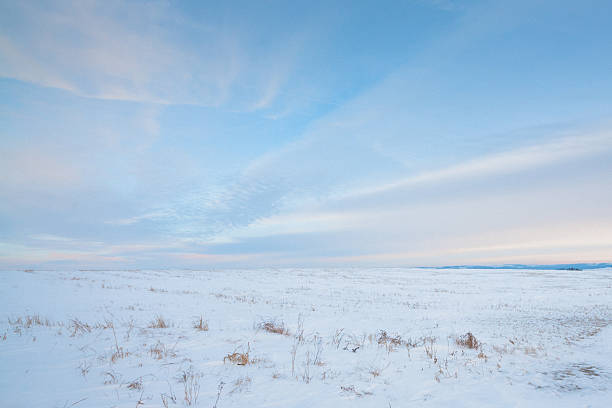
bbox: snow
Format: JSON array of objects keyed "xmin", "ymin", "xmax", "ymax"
[{"xmin": 1, "ymin": 268, "xmax": 611, "ymax": 407}]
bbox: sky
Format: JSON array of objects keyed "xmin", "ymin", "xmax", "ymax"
[{"xmin": 1, "ymin": 0, "xmax": 612, "ymax": 269}]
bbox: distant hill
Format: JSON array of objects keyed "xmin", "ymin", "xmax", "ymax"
[{"xmin": 432, "ymin": 263, "xmax": 612, "ymax": 270}]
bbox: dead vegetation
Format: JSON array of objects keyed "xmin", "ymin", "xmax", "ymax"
[
  {"xmin": 256, "ymin": 319, "xmax": 289, "ymax": 335},
  {"xmin": 160, "ymin": 387, "xmax": 177, "ymax": 408},
  {"xmin": 224, "ymin": 343, "xmax": 252, "ymax": 366},
  {"xmin": 78, "ymin": 360, "xmax": 91, "ymax": 377},
  {"xmin": 104, "ymin": 370, "xmax": 120, "ymax": 385},
  {"xmin": 229, "ymin": 376, "xmax": 251, "ymax": 394},
  {"xmin": 368, "ymin": 362, "xmax": 390, "ymax": 378},
  {"xmin": 456, "ymin": 332, "xmax": 480, "ymax": 349},
  {"xmin": 110, "ymin": 347, "xmax": 129, "ymax": 363},
  {"xmin": 224, "ymin": 352, "xmax": 250, "ymax": 366},
  {"xmin": 8, "ymin": 314, "xmax": 123, "ymax": 337},
  {"xmin": 424, "ymin": 337, "xmax": 438, "ymax": 364},
  {"xmin": 149, "ymin": 287, "xmax": 168, "ymax": 293},
  {"xmin": 376, "ymin": 330, "xmax": 403, "ymax": 346},
  {"xmin": 342, "ymin": 333, "xmax": 365, "ymax": 353},
  {"xmin": 148, "ymin": 315, "xmax": 170, "ymax": 329},
  {"xmin": 549, "ymin": 363, "xmax": 603, "ymax": 392},
  {"xmin": 193, "ymin": 316, "xmax": 209, "ymax": 331},
  {"xmin": 340, "ymin": 385, "xmax": 372, "ymax": 397},
  {"xmin": 8, "ymin": 314, "xmax": 57, "ymax": 329},
  {"xmin": 369, "ymin": 330, "xmax": 424, "ymax": 353},
  {"xmin": 149, "ymin": 341, "xmax": 177, "ymax": 360},
  {"xmin": 332, "ymin": 328, "xmax": 345, "ymax": 348},
  {"xmin": 302, "ymin": 350, "xmax": 312, "ymax": 383},
  {"xmin": 212, "ymin": 292, "xmax": 257, "ymax": 304},
  {"xmin": 94, "ymin": 319, "xmax": 115, "ymax": 330},
  {"xmin": 127, "ymin": 377, "xmax": 143, "ymax": 390},
  {"xmin": 124, "ymin": 318, "xmax": 135, "ymax": 340},
  {"xmin": 291, "ymin": 338, "xmax": 299, "ymax": 376},
  {"xmin": 110, "ymin": 325, "xmax": 129, "ymax": 363},
  {"xmin": 213, "ymin": 381, "xmax": 225, "ymax": 408},
  {"xmin": 69, "ymin": 318, "xmax": 92, "ymax": 336},
  {"xmin": 490, "ymin": 336, "xmax": 546, "ymax": 357},
  {"xmin": 376, "ymin": 330, "xmax": 405, "ymax": 352},
  {"xmin": 178, "ymin": 367, "xmax": 200, "ymax": 406}
]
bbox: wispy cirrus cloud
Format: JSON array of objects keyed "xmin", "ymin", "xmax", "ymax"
[
  {"xmin": 0, "ymin": 0, "xmax": 310, "ymax": 111},
  {"xmin": 335, "ymin": 131, "xmax": 612, "ymax": 200}
]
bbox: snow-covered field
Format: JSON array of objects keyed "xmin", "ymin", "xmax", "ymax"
[{"xmin": 1, "ymin": 268, "xmax": 611, "ymax": 407}]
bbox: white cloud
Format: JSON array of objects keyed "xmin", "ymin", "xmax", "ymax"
[
  {"xmin": 0, "ymin": 1, "xmax": 297, "ymax": 109},
  {"xmin": 106, "ymin": 209, "xmax": 177, "ymax": 226},
  {"xmin": 336, "ymin": 131, "xmax": 612, "ymax": 200}
]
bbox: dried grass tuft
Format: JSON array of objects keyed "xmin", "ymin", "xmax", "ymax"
[
  {"xmin": 69, "ymin": 318, "xmax": 92, "ymax": 336},
  {"xmin": 224, "ymin": 343, "xmax": 252, "ymax": 366},
  {"xmin": 148, "ymin": 315, "xmax": 169, "ymax": 329},
  {"xmin": 193, "ymin": 316, "xmax": 209, "ymax": 331},
  {"xmin": 8, "ymin": 314, "xmax": 58, "ymax": 329},
  {"xmin": 178, "ymin": 367, "xmax": 200, "ymax": 406},
  {"xmin": 127, "ymin": 377, "xmax": 143, "ymax": 390},
  {"xmin": 256, "ymin": 319, "xmax": 289, "ymax": 336},
  {"xmin": 149, "ymin": 341, "xmax": 176, "ymax": 360},
  {"xmin": 456, "ymin": 332, "xmax": 480, "ymax": 349}
]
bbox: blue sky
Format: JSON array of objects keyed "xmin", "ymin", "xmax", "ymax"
[{"xmin": 1, "ymin": 0, "xmax": 612, "ymax": 268}]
